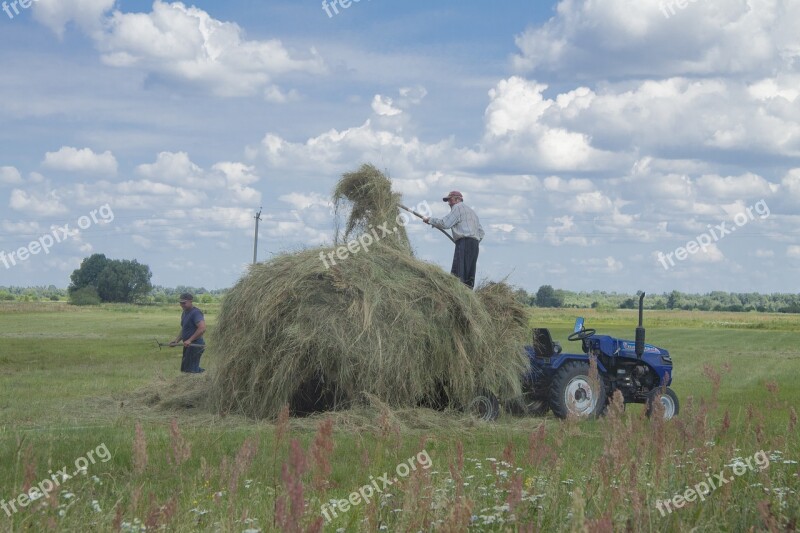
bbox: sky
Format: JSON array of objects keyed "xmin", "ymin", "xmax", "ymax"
[{"xmin": 0, "ymin": 0, "xmax": 798, "ymax": 294}]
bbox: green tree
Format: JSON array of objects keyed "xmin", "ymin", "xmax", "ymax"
[
  {"xmin": 513, "ymin": 288, "xmax": 533, "ymax": 306},
  {"xmin": 69, "ymin": 254, "xmax": 109, "ymax": 295},
  {"xmin": 95, "ymin": 259, "xmax": 153, "ymax": 303},
  {"xmin": 69, "ymin": 255, "xmax": 153, "ymax": 303},
  {"xmin": 535, "ymin": 285, "xmax": 564, "ymax": 308},
  {"xmin": 666, "ymin": 290, "xmax": 681, "ymax": 310}
]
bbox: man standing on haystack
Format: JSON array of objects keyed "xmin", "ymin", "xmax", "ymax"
[
  {"xmin": 423, "ymin": 190, "xmax": 485, "ymax": 289},
  {"xmin": 171, "ymin": 292, "xmax": 206, "ymax": 373}
]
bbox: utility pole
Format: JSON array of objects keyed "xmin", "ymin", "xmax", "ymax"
[{"xmin": 253, "ymin": 207, "xmax": 262, "ymax": 265}]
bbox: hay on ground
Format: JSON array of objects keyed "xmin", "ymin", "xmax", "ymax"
[{"xmin": 209, "ymin": 163, "xmax": 531, "ymax": 419}]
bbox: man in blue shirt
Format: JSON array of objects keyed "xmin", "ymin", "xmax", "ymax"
[
  {"xmin": 423, "ymin": 190, "xmax": 485, "ymax": 288},
  {"xmin": 171, "ymin": 292, "xmax": 206, "ymax": 373}
]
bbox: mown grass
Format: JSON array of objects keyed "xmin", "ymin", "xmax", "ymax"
[{"xmin": 0, "ymin": 303, "xmax": 798, "ymax": 532}]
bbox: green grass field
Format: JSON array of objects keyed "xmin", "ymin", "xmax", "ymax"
[{"xmin": 0, "ymin": 303, "xmax": 798, "ymax": 532}]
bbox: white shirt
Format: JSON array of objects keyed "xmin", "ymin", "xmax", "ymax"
[{"xmin": 429, "ymin": 202, "xmax": 484, "ymax": 241}]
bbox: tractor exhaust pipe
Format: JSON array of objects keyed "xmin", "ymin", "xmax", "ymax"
[{"xmin": 635, "ymin": 291, "xmax": 645, "ymax": 358}]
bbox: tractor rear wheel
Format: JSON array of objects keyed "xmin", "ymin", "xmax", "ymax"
[
  {"xmin": 646, "ymin": 387, "xmax": 679, "ymax": 420},
  {"xmin": 549, "ymin": 361, "xmax": 606, "ymax": 419}
]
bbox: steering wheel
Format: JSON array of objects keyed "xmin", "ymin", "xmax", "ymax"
[{"xmin": 568, "ymin": 328, "xmax": 596, "ymax": 341}]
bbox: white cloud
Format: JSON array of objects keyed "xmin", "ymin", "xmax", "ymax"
[
  {"xmin": 695, "ymin": 173, "xmax": 777, "ymax": 200},
  {"xmin": 131, "ymin": 234, "xmax": 153, "ymax": 249},
  {"xmin": 33, "ymin": 0, "xmax": 115, "ymax": 37},
  {"xmin": 398, "ymin": 85, "xmax": 427, "ymax": 105},
  {"xmin": 571, "ymin": 191, "xmax": 614, "ymax": 214},
  {"xmin": 483, "ymin": 77, "xmax": 615, "ymax": 171},
  {"xmin": 279, "ymin": 192, "xmax": 331, "ymax": 211},
  {"xmin": 372, "ymin": 95, "xmax": 403, "ymax": 116},
  {"xmin": 9, "ymin": 189, "xmax": 68, "ymax": 216},
  {"xmin": 253, "ymin": 119, "xmax": 461, "ymax": 178},
  {"xmin": 512, "ymin": 0, "xmax": 800, "ymax": 80},
  {"xmin": 134, "ymin": 154, "xmax": 260, "ymax": 206},
  {"xmin": 42, "ymin": 147, "xmax": 118, "ymax": 176},
  {"xmin": 1, "ymin": 220, "xmax": 40, "ymax": 235},
  {"xmin": 576, "ymin": 256, "xmax": 623, "ymax": 273},
  {"xmin": 484, "ymin": 78, "xmax": 550, "ymax": 137},
  {"xmin": 691, "ymin": 243, "xmax": 725, "ymax": 264},
  {"xmin": 95, "ymin": 1, "xmax": 325, "ymax": 97},
  {"xmin": 212, "ymin": 162, "xmax": 259, "ymax": 186},
  {"xmin": 264, "ymin": 85, "xmax": 300, "ymax": 103},
  {"xmin": 491, "ymin": 224, "xmax": 515, "ymax": 233},
  {"xmin": 0, "ymin": 166, "xmax": 23, "ymax": 186},
  {"xmin": 544, "ymin": 215, "xmax": 589, "ymax": 246},
  {"xmin": 749, "ymin": 77, "xmax": 800, "ymax": 103},
  {"xmin": 787, "ymin": 245, "xmax": 800, "ymax": 258},
  {"xmin": 185, "ymin": 206, "xmax": 253, "ymax": 230},
  {"xmin": 137, "ymin": 151, "xmax": 206, "ymax": 184},
  {"xmin": 504, "ymin": 1, "xmax": 800, "ymax": 166},
  {"xmin": 779, "ymin": 169, "xmax": 800, "ymax": 203},
  {"xmin": 543, "ymin": 176, "xmax": 593, "ymax": 193}
]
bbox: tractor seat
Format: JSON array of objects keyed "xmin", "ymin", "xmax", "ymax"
[{"xmin": 532, "ymin": 328, "xmax": 561, "ymax": 357}]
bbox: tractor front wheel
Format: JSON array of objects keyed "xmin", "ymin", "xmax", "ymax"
[
  {"xmin": 646, "ymin": 387, "xmax": 679, "ymax": 420},
  {"xmin": 549, "ymin": 361, "xmax": 607, "ymax": 419}
]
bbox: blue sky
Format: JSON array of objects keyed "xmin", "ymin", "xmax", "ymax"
[{"xmin": 1, "ymin": 0, "xmax": 798, "ymax": 293}]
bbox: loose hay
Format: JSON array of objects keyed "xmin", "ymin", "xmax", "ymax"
[{"xmin": 209, "ymin": 163, "xmax": 531, "ymax": 419}]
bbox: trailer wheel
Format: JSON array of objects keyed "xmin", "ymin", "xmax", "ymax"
[
  {"xmin": 468, "ymin": 391, "xmax": 500, "ymax": 421},
  {"xmin": 549, "ymin": 361, "xmax": 606, "ymax": 419},
  {"xmin": 646, "ymin": 387, "xmax": 679, "ymax": 420}
]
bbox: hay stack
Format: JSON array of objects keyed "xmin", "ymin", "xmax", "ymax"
[{"xmin": 211, "ymin": 164, "xmax": 530, "ymax": 419}]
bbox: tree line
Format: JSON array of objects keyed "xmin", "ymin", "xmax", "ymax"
[
  {"xmin": 515, "ymin": 285, "xmax": 800, "ymax": 313},
  {"xmin": 1, "ymin": 254, "xmax": 226, "ymax": 305},
  {"xmin": 1, "ymin": 254, "xmax": 797, "ymax": 312}
]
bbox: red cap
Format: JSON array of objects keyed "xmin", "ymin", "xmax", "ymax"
[{"xmin": 442, "ymin": 190, "xmax": 463, "ymax": 202}]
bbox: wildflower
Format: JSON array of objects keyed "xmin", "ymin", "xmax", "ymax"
[{"xmin": 91, "ymin": 500, "xmax": 102, "ymax": 512}]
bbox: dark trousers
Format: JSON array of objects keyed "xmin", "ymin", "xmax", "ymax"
[
  {"xmin": 451, "ymin": 237, "xmax": 480, "ymax": 288},
  {"xmin": 181, "ymin": 345, "xmax": 205, "ymax": 373}
]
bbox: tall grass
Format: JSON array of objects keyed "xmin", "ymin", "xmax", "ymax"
[{"xmin": 0, "ymin": 304, "xmax": 798, "ymax": 531}]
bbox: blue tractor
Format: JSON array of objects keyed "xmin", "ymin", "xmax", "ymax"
[{"xmin": 509, "ymin": 292, "xmax": 678, "ymax": 420}]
